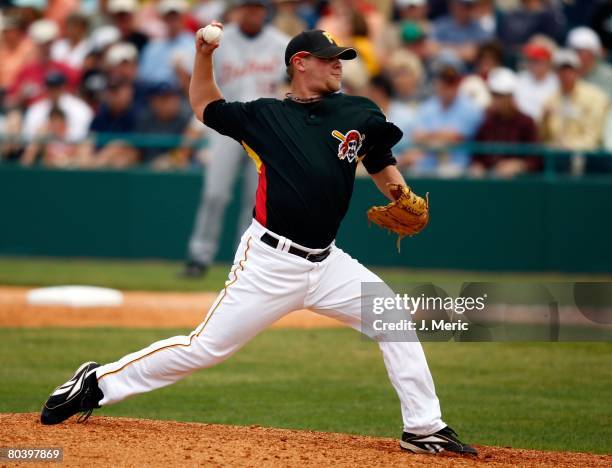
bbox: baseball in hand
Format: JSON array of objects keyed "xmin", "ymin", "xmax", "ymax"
[{"xmin": 198, "ymin": 24, "xmax": 223, "ymax": 45}]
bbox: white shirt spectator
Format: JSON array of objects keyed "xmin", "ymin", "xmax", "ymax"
[
  {"xmin": 514, "ymin": 70, "xmax": 559, "ymax": 122},
  {"xmin": 22, "ymin": 94, "xmax": 93, "ymax": 143},
  {"xmin": 51, "ymin": 38, "xmax": 91, "ymax": 69}
]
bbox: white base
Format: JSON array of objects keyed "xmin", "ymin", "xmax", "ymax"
[{"xmin": 27, "ymin": 286, "xmax": 124, "ymax": 308}]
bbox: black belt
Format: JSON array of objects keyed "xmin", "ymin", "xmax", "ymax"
[{"xmin": 261, "ymin": 232, "xmax": 331, "ymax": 262}]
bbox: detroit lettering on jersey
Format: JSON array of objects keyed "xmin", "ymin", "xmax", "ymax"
[
  {"xmin": 204, "ymin": 93, "xmax": 402, "ymax": 249},
  {"xmin": 212, "ymin": 24, "xmax": 288, "ymax": 102},
  {"xmin": 219, "ymin": 59, "xmax": 282, "ymax": 86}
]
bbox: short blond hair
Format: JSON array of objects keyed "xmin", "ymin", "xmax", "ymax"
[{"xmin": 387, "ymin": 49, "xmax": 424, "ymax": 84}]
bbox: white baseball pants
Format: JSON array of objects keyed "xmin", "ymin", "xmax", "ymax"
[{"xmin": 96, "ymin": 220, "xmax": 445, "ymax": 435}]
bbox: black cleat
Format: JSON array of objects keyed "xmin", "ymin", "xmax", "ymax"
[
  {"xmin": 400, "ymin": 426, "xmax": 478, "ymax": 455},
  {"xmin": 41, "ymin": 361, "xmax": 103, "ymax": 425},
  {"xmin": 178, "ymin": 261, "xmax": 208, "ymax": 278}
]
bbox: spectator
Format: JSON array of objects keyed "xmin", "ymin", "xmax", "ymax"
[
  {"xmin": 138, "ymin": 0, "xmax": 195, "ymax": 87},
  {"xmin": 272, "ymin": 0, "xmax": 308, "ymax": 38},
  {"xmin": 514, "ymin": 40, "xmax": 559, "ymax": 122},
  {"xmin": 541, "ymin": 49, "xmax": 608, "ymax": 155},
  {"xmin": 134, "ymin": 82, "xmax": 192, "ymax": 168},
  {"xmin": 398, "ymin": 20, "xmax": 430, "ymax": 63},
  {"xmin": 460, "ymin": 40, "xmax": 504, "ymax": 109},
  {"xmin": 135, "ymin": 0, "xmax": 171, "ymax": 40},
  {"xmin": 348, "ymin": 9, "xmax": 380, "ymax": 76},
  {"xmin": 104, "ymin": 42, "xmax": 148, "ymax": 111},
  {"xmin": 567, "ymin": 27, "xmax": 612, "ymax": 100},
  {"xmin": 8, "ymin": 19, "xmax": 80, "ymax": 108},
  {"xmin": 82, "ymin": 77, "xmax": 139, "ymax": 168},
  {"xmin": 317, "ymin": 0, "xmax": 385, "ymax": 56},
  {"xmin": 88, "ymin": 25, "xmax": 122, "ymax": 55},
  {"xmin": 431, "ymin": 0, "xmax": 493, "ymax": 64},
  {"xmin": 474, "ymin": 40, "xmax": 503, "ymax": 79},
  {"xmin": 86, "ymin": 24, "xmax": 123, "ymax": 105},
  {"xmin": 396, "ymin": 0, "xmax": 431, "ymax": 32},
  {"xmin": 381, "ymin": 2, "xmax": 431, "ymax": 58},
  {"xmin": 107, "ymin": 0, "xmax": 149, "ymax": 53},
  {"xmin": 396, "ymin": 21, "xmax": 434, "ymax": 99},
  {"xmin": 474, "ymin": 0, "xmax": 497, "ymax": 36},
  {"xmin": 386, "ymin": 49, "xmax": 424, "ymax": 103},
  {"xmin": 45, "ymin": 0, "xmax": 80, "ymax": 29},
  {"xmin": 50, "ymin": 13, "xmax": 90, "ymax": 70},
  {"xmin": 20, "ymin": 106, "xmax": 84, "ymax": 168},
  {"xmin": 471, "ymin": 67, "xmax": 540, "ymax": 178},
  {"xmin": 407, "ymin": 52, "xmax": 484, "ymax": 176},
  {"xmin": 0, "ymin": 15, "xmax": 36, "ymax": 90},
  {"xmin": 0, "ymin": 88, "xmax": 24, "ymax": 162},
  {"xmin": 21, "ymin": 71, "xmax": 93, "ymax": 145},
  {"xmin": 497, "ymin": 0, "xmax": 565, "ymax": 55},
  {"xmin": 366, "ymin": 74, "xmax": 418, "ymax": 160},
  {"xmin": 79, "ymin": 71, "xmax": 108, "ymax": 111}
]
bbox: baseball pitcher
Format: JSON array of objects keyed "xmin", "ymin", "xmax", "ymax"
[{"xmin": 41, "ymin": 25, "xmax": 477, "ymax": 456}]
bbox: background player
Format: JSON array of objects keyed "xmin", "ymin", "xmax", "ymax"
[
  {"xmin": 181, "ymin": 0, "xmax": 288, "ymax": 277},
  {"xmin": 40, "ymin": 26, "xmax": 477, "ymax": 457}
]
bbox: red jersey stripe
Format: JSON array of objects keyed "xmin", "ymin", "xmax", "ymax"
[{"xmin": 255, "ymin": 163, "xmax": 268, "ymax": 226}]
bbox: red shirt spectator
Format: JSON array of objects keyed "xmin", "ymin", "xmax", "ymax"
[
  {"xmin": 7, "ymin": 19, "xmax": 80, "ymax": 107},
  {"xmin": 0, "ymin": 16, "xmax": 36, "ymax": 89},
  {"xmin": 473, "ymin": 68, "xmax": 541, "ymax": 177}
]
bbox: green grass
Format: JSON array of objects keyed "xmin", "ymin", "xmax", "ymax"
[
  {"xmin": 1, "ymin": 257, "xmax": 610, "ymax": 292},
  {"xmin": 1, "ymin": 327, "xmax": 610, "ymax": 454}
]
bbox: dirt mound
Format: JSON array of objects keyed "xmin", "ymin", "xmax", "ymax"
[
  {"xmin": 0, "ymin": 287, "xmax": 341, "ymax": 329},
  {"xmin": 1, "ymin": 413, "xmax": 609, "ymax": 467}
]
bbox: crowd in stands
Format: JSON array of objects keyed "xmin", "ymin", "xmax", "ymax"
[{"xmin": 1, "ymin": 0, "xmax": 612, "ymax": 176}]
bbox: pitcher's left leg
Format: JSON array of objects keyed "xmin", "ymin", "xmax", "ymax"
[{"xmin": 305, "ymin": 247, "xmax": 444, "ymax": 435}]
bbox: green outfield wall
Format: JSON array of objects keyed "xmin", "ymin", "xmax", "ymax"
[{"xmin": 1, "ymin": 166, "xmax": 611, "ymax": 273}]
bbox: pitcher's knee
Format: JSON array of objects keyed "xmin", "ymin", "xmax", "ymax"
[{"xmin": 189, "ymin": 335, "xmax": 240, "ymax": 369}]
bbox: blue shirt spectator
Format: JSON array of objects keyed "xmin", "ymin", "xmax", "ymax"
[
  {"xmin": 497, "ymin": 0, "xmax": 566, "ymax": 51},
  {"xmin": 431, "ymin": 0, "xmax": 493, "ymax": 64},
  {"xmin": 137, "ymin": 0, "xmax": 194, "ymax": 86},
  {"xmin": 388, "ymin": 101, "xmax": 418, "ymax": 156},
  {"xmin": 365, "ymin": 74, "xmax": 418, "ymax": 157},
  {"xmin": 432, "ymin": 14, "xmax": 491, "ymax": 45},
  {"xmin": 407, "ymin": 53, "xmax": 483, "ymax": 176},
  {"xmin": 138, "ymin": 32, "xmax": 194, "ymax": 86},
  {"xmin": 89, "ymin": 79, "xmax": 137, "ymax": 149},
  {"xmin": 90, "ymin": 103, "xmax": 136, "ymax": 135},
  {"xmin": 411, "ymin": 93, "xmax": 483, "ymax": 174},
  {"xmin": 134, "ymin": 82, "xmax": 192, "ymax": 164}
]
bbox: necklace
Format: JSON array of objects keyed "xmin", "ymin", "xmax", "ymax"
[{"xmin": 285, "ymin": 93, "xmax": 323, "ymax": 103}]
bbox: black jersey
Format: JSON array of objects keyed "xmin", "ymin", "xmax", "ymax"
[{"xmin": 204, "ymin": 92, "xmax": 402, "ymax": 248}]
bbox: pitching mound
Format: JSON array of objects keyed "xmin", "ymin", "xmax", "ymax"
[{"xmin": 2, "ymin": 414, "xmax": 610, "ymax": 467}]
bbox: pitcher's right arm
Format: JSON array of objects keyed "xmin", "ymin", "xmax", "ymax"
[{"xmin": 190, "ymin": 22, "xmax": 224, "ymax": 123}]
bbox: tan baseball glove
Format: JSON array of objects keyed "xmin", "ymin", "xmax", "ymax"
[{"xmin": 367, "ymin": 184, "xmax": 430, "ymax": 251}]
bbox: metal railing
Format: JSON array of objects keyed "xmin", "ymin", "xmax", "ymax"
[{"xmin": 1, "ymin": 132, "xmax": 612, "ymax": 178}]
